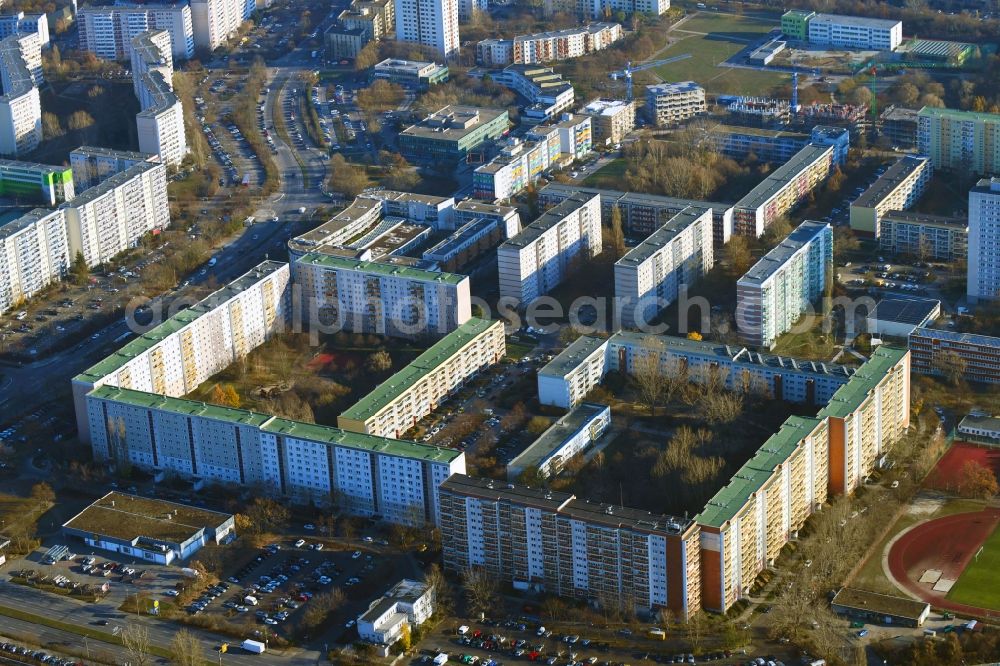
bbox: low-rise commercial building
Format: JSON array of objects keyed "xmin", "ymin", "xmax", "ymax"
[
  {"xmin": 849, "ymin": 156, "xmax": 932, "ymax": 236},
  {"xmin": 507, "ymin": 402, "xmax": 610, "ymax": 480},
  {"xmin": 538, "ymin": 183, "xmax": 734, "ymax": 249},
  {"xmin": 338, "ymin": 318, "xmax": 505, "ymax": 438},
  {"xmin": 736, "ymin": 221, "xmax": 832, "ymax": 349},
  {"xmin": 581, "ymin": 98, "xmax": 634, "ymax": 147},
  {"xmin": 399, "ymin": 106, "xmax": 509, "ymax": 164},
  {"xmin": 70, "ymin": 147, "xmax": 157, "ymax": 190},
  {"xmin": 130, "ymin": 31, "xmax": 188, "ymax": 166},
  {"xmin": 497, "ymin": 191, "xmax": 601, "ymax": 303},
  {"xmin": 831, "ymin": 588, "xmax": 930, "ymax": 627},
  {"xmin": 878, "ymin": 211, "xmax": 967, "ymax": 261},
  {"xmin": 292, "ymin": 253, "xmax": 472, "ymax": 337},
  {"xmin": 0, "ymin": 208, "xmax": 68, "ymax": 314},
  {"xmin": 439, "ymin": 474, "xmax": 701, "ymax": 618},
  {"xmin": 61, "ymin": 160, "xmax": 170, "ymax": 267},
  {"xmin": 866, "ymin": 295, "xmax": 941, "ymax": 339},
  {"xmin": 733, "ymin": 144, "xmax": 834, "ymax": 237},
  {"xmin": 77, "ymin": 4, "xmax": 195, "ymax": 61},
  {"xmin": 747, "ymin": 39, "xmax": 785, "ymax": 65},
  {"xmin": 62, "ymin": 492, "xmax": 235, "ymax": 565},
  {"xmin": 615, "ymin": 206, "xmax": 714, "ymax": 329},
  {"xmin": 645, "ymin": 81, "xmax": 706, "ymax": 127},
  {"xmin": 372, "ymin": 59, "xmax": 448, "ymax": 89},
  {"xmin": 957, "ymin": 415, "xmax": 1000, "ymax": 446},
  {"xmin": 917, "ymin": 107, "xmax": 1000, "ymax": 176},
  {"xmin": 908, "ymin": 327, "xmax": 1000, "ymax": 385},
  {"xmin": 357, "ymin": 579, "xmax": 434, "ymax": 646},
  {"xmin": 0, "ymin": 158, "xmax": 73, "ymax": 205},
  {"xmin": 780, "ymin": 9, "xmax": 813, "ymax": 40}
]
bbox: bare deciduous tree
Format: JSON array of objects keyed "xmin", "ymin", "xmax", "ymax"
[
  {"xmin": 461, "ymin": 567, "xmax": 499, "ymax": 618},
  {"xmin": 169, "ymin": 629, "xmax": 203, "ymax": 666},
  {"xmin": 121, "ymin": 622, "xmax": 151, "ymax": 666}
]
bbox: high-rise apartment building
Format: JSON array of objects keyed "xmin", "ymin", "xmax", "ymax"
[
  {"xmin": 190, "ymin": 0, "xmax": 254, "ymax": 52},
  {"xmin": 578, "ymin": 0, "xmax": 669, "ymax": 19},
  {"xmin": 394, "ymin": 0, "xmax": 459, "ymax": 59},
  {"xmin": 70, "ymin": 146, "xmax": 157, "ymax": 190},
  {"xmin": 0, "ymin": 208, "xmax": 68, "ymax": 314},
  {"xmin": 0, "ymin": 158, "xmax": 74, "ymax": 205},
  {"xmin": 0, "ymin": 34, "xmax": 41, "ymax": 157},
  {"xmin": 292, "ymin": 253, "xmax": 472, "ymax": 337},
  {"xmin": 439, "ymin": 474, "xmax": 702, "ymax": 618},
  {"xmin": 917, "ymin": 107, "xmax": 1000, "ymax": 176},
  {"xmin": 615, "ymin": 206, "xmax": 714, "ymax": 329},
  {"xmin": 130, "ymin": 31, "xmax": 188, "ymax": 165},
  {"xmin": 968, "ymin": 178, "xmax": 1000, "ymax": 303},
  {"xmin": 456, "ymin": 0, "xmax": 486, "ymax": 21},
  {"xmin": 338, "ymin": 318, "xmax": 505, "ymax": 438},
  {"xmin": 61, "ymin": 160, "xmax": 170, "ymax": 267},
  {"xmin": 733, "ymin": 143, "xmax": 834, "ymax": 237},
  {"xmin": 645, "ymin": 81, "xmax": 706, "ymax": 127},
  {"xmin": 736, "ymin": 221, "xmax": 833, "ymax": 349},
  {"xmin": 77, "ymin": 4, "xmax": 195, "ymax": 61},
  {"xmin": 0, "ymin": 11, "xmax": 49, "ymax": 47},
  {"xmin": 849, "ymin": 156, "xmax": 932, "ymax": 236},
  {"xmin": 498, "ymin": 191, "xmax": 602, "ymax": 303},
  {"xmin": 580, "ymin": 98, "xmax": 634, "ymax": 146}
]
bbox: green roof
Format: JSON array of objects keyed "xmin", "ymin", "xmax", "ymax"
[
  {"xmin": 917, "ymin": 106, "xmax": 1000, "ymax": 123},
  {"xmin": 340, "ymin": 318, "xmax": 500, "ymax": 421},
  {"xmin": 74, "ymin": 261, "xmax": 288, "ymax": 385},
  {"xmin": 296, "ymin": 252, "xmax": 467, "ymax": 285},
  {"xmin": 696, "ymin": 416, "xmax": 824, "ymax": 528},
  {"xmin": 817, "ymin": 346, "xmax": 908, "ymax": 419},
  {"xmin": 88, "ymin": 385, "xmax": 463, "ymax": 463}
]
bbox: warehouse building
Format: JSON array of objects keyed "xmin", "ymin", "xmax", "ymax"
[{"xmin": 865, "ymin": 295, "xmax": 941, "ymax": 339}]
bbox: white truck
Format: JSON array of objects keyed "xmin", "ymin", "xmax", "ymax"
[
  {"xmin": 433, "ymin": 654, "xmax": 448, "ymax": 666},
  {"xmin": 242, "ymin": 639, "xmax": 266, "ymax": 654}
]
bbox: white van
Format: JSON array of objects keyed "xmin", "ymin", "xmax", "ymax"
[
  {"xmin": 244, "ymin": 595, "xmax": 259, "ymax": 606},
  {"xmin": 457, "ymin": 625, "xmax": 470, "ymax": 635}
]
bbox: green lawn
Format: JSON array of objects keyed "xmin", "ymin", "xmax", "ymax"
[
  {"xmin": 583, "ymin": 158, "xmax": 628, "ymax": 188},
  {"xmin": 948, "ymin": 521, "xmax": 1000, "ymax": 611},
  {"xmin": 653, "ymin": 12, "xmax": 788, "ymax": 96}
]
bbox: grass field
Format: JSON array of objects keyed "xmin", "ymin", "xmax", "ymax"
[
  {"xmin": 948, "ymin": 522, "xmax": 1000, "ymax": 611},
  {"xmin": 583, "ymin": 158, "xmax": 628, "ymax": 187},
  {"xmin": 653, "ymin": 12, "xmax": 788, "ymax": 96}
]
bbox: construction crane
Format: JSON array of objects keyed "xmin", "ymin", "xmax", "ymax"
[{"xmin": 609, "ymin": 54, "xmax": 693, "ymax": 101}]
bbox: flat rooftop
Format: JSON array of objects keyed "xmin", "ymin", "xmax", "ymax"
[
  {"xmin": 455, "ymin": 199, "xmax": 517, "ymax": 219},
  {"xmin": 738, "ymin": 220, "xmax": 830, "ymax": 286},
  {"xmin": 697, "ymin": 415, "xmax": 824, "ymax": 528},
  {"xmin": 295, "ymin": 252, "xmax": 466, "ymax": 285},
  {"xmin": 958, "ymin": 414, "xmax": 1000, "ymax": 433},
  {"xmin": 62, "ymin": 491, "xmax": 232, "ymax": 544},
  {"xmin": 538, "ymin": 182, "xmax": 734, "ymax": 215},
  {"xmin": 646, "ymin": 81, "xmax": 703, "ymax": 96},
  {"xmin": 74, "ymin": 261, "xmax": 288, "ymax": 384},
  {"xmin": 499, "ymin": 191, "xmax": 597, "ymax": 249},
  {"xmin": 63, "ymin": 161, "xmax": 162, "ymax": 207},
  {"xmin": 881, "ymin": 210, "xmax": 967, "ymax": 230},
  {"xmin": 810, "ymin": 12, "xmax": 901, "ymax": 30},
  {"xmin": 735, "ymin": 143, "xmax": 833, "ymax": 211},
  {"xmin": 707, "ymin": 123, "xmax": 809, "ymax": 140},
  {"xmin": 71, "ymin": 146, "xmax": 155, "ymax": 162},
  {"xmin": 538, "ymin": 335, "xmax": 608, "ymax": 379},
  {"xmin": 423, "ymin": 217, "xmax": 497, "ymax": 259},
  {"xmin": 0, "ymin": 158, "xmax": 70, "ymax": 175},
  {"xmin": 910, "ymin": 326, "xmax": 1000, "ymax": 347},
  {"xmin": 868, "ymin": 295, "xmax": 940, "ymax": 325},
  {"xmin": 400, "ymin": 105, "xmax": 507, "ymax": 142},
  {"xmin": 853, "ymin": 156, "xmax": 929, "ymax": 209},
  {"xmin": 581, "ymin": 98, "xmax": 632, "ymax": 117},
  {"xmin": 339, "ymin": 318, "xmax": 500, "ymax": 421},
  {"xmin": 88, "ymin": 385, "xmax": 464, "ymax": 463},
  {"xmin": 818, "ymin": 345, "xmax": 908, "ymax": 419},
  {"xmin": 918, "ymin": 106, "xmax": 1000, "ymax": 123},
  {"xmin": 616, "ymin": 206, "xmax": 709, "ymax": 268},
  {"xmin": 831, "ymin": 588, "xmax": 929, "ymax": 621},
  {"xmin": 0, "ymin": 208, "xmax": 58, "ymax": 241},
  {"xmin": 508, "ymin": 402, "xmax": 608, "ymax": 472},
  {"xmin": 440, "ymin": 474, "xmax": 692, "ymax": 535}
]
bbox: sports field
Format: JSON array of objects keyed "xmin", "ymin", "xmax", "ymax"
[
  {"xmin": 925, "ymin": 441, "xmax": 1000, "ymax": 492},
  {"xmin": 654, "ymin": 12, "xmax": 788, "ymax": 96},
  {"xmin": 948, "ymin": 521, "xmax": 1000, "ymax": 611}
]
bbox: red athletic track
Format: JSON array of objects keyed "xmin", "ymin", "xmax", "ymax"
[
  {"xmin": 887, "ymin": 508, "xmax": 1000, "ymax": 617},
  {"xmin": 925, "ymin": 442, "xmax": 1000, "ymax": 492}
]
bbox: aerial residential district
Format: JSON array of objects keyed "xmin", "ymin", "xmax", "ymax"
[{"xmin": 1, "ymin": 0, "xmax": 1000, "ymax": 665}]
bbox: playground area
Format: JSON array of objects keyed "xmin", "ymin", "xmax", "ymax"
[
  {"xmin": 924, "ymin": 441, "xmax": 1000, "ymax": 493},
  {"xmin": 886, "ymin": 507, "xmax": 1000, "ymax": 616}
]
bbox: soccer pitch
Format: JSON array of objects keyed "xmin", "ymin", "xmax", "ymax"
[{"xmin": 948, "ymin": 521, "xmax": 1000, "ymax": 611}]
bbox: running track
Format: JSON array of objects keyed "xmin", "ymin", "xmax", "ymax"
[{"xmin": 886, "ymin": 508, "xmax": 1000, "ymax": 617}]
